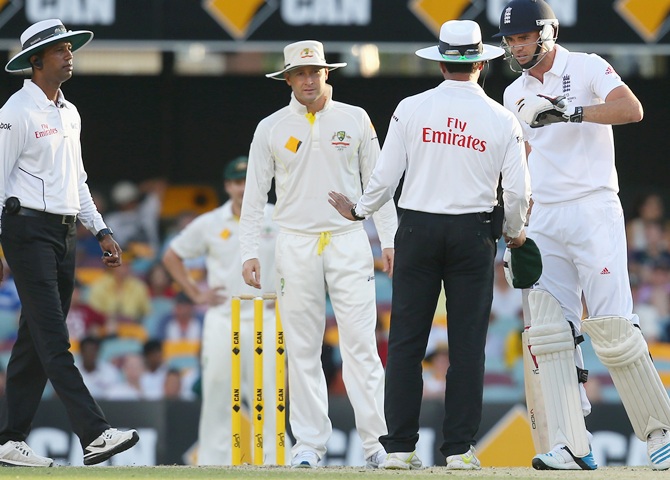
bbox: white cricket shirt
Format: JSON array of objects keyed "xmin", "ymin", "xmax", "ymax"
[
  {"xmin": 240, "ymin": 88, "xmax": 397, "ymax": 263},
  {"xmin": 358, "ymin": 80, "xmax": 530, "ymax": 238},
  {"xmin": 503, "ymin": 45, "xmax": 625, "ymax": 204},
  {"xmin": 170, "ymin": 201, "xmax": 278, "ymax": 311},
  {"xmin": 0, "ymin": 80, "xmax": 106, "ymax": 234}
]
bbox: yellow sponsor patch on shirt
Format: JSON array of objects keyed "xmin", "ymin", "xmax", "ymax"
[
  {"xmin": 285, "ymin": 136, "xmax": 302, "ymax": 153},
  {"xmin": 220, "ymin": 228, "xmax": 231, "ymax": 239}
]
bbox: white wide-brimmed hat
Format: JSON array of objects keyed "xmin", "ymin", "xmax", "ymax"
[
  {"xmin": 6, "ymin": 18, "xmax": 93, "ymax": 73},
  {"xmin": 266, "ymin": 40, "xmax": 347, "ymax": 80},
  {"xmin": 416, "ymin": 20, "xmax": 504, "ymax": 63}
]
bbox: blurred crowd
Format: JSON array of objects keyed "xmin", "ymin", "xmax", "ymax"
[{"xmin": 0, "ymin": 182, "xmax": 668, "ymax": 404}]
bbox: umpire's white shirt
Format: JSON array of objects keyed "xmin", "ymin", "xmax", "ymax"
[
  {"xmin": 0, "ymin": 80, "xmax": 106, "ymax": 234},
  {"xmin": 503, "ymin": 45, "xmax": 624, "ymax": 204},
  {"xmin": 240, "ymin": 88, "xmax": 397, "ymax": 262},
  {"xmin": 358, "ymin": 79, "xmax": 529, "ymax": 238}
]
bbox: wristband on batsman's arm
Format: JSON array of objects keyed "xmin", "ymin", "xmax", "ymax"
[{"xmin": 567, "ymin": 106, "xmax": 583, "ymax": 123}]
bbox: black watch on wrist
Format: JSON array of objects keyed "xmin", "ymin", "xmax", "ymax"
[
  {"xmin": 96, "ymin": 227, "xmax": 114, "ymax": 242},
  {"xmin": 350, "ymin": 204, "xmax": 365, "ymax": 221}
]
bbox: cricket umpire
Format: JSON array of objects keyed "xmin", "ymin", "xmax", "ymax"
[
  {"xmin": 0, "ymin": 19, "xmax": 138, "ymax": 466},
  {"xmin": 330, "ymin": 20, "xmax": 530, "ymax": 469}
]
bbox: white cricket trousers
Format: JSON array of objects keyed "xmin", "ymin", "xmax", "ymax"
[
  {"xmin": 275, "ymin": 226, "xmax": 386, "ymax": 460},
  {"xmin": 197, "ymin": 303, "xmax": 281, "ymax": 465},
  {"xmin": 527, "ymin": 190, "xmax": 638, "ymax": 416}
]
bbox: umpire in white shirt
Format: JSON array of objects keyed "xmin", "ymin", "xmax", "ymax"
[
  {"xmin": 330, "ymin": 20, "xmax": 530, "ymax": 470},
  {"xmin": 0, "ymin": 19, "xmax": 138, "ymax": 467}
]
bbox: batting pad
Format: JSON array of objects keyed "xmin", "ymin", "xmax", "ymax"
[
  {"xmin": 522, "ymin": 328, "xmax": 550, "ymax": 454},
  {"xmin": 582, "ymin": 316, "xmax": 670, "ymax": 440},
  {"xmin": 528, "ymin": 290, "xmax": 590, "ymax": 457}
]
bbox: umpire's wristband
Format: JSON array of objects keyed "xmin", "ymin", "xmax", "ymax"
[
  {"xmin": 567, "ymin": 106, "xmax": 583, "ymax": 123},
  {"xmin": 350, "ymin": 204, "xmax": 365, "ymax": 221}
]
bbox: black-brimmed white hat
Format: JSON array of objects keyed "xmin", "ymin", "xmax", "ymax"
[
  {"xmin": 5, "ymin": 19, "xmax": 93, "ymax": 73},
  {"xmin": 266, "ymin": 40, "xmax": 346, "ymax": 80},
  {"xmin": 416, "ymin": 20, "xmax": 504, "ymax": 63}
]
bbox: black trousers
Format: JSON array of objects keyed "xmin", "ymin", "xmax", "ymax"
[
  {"xmin": 379, "ymin": 209, "xmax": 495, "ymax": 457},
  {"xmin": 0, "ymin": 213, "xmax": 109, "ymax": 449}
]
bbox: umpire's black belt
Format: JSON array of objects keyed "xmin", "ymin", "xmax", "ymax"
[{"xmin": 15, "ymin": 207, "xmax": 77, "ymax": 224}]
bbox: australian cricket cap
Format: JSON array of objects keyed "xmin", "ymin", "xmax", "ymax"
[{"xmin": 503, "ymin": 237, "xmax": 543, "ymax": 289}]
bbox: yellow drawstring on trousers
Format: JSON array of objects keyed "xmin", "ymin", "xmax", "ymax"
[{"xmin": 317, "ymin": 232, "xmax": 331, "ymax": 256}]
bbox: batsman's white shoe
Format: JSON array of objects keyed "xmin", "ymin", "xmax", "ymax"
[
  {"xmin": 365, "ymin": 448, "xmax": 386, "ymax": 468},
  {"xmin": 446, "ymin": 446, "xmax": 481, "ymax": 470},
  {"xmin": 380, "ymin": 451, "xmax": 423, "ymax": 470},
  {"xmin": 648, "ymin": 429, "xmax": 670, "ymax": 470},
  {"xmin": 291, "ymin": 450, "xmax": 319, "ymax": 468},
  {"xmin": 532, "ymin": 445, "xmax": 597, "ymax": 470},
  {"xmin": 0, "ymin": 441, "xmax": 53, "ymax": 467},
  {"xmin": 83, "ymin": 428, "xmax": 139, "ymax": 466}
]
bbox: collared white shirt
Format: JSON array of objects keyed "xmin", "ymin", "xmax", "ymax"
[
  {"xmin": 358, "ymin": 80, "xmax": 530, "ymax": 238},
  {"xmin": 503, "ymin": 45, "xmax": 625, "ymax": 204},
  {"xmin": 170, "ymin": 200, "xmax": 277, "ymax": 315},
  {"xmin": 240, "ymin": 87, "xmax": 397, "ymax": 263},
  {"xmin": 0, "ymin": 80, "xmax": 106, "ymax": 234}
]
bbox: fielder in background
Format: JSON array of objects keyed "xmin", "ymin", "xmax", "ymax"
[
  {"xmin": 329, "ymin": 20, "xmax": 530, "ymax": 470},
  {"xmin": 0, "ymin": 19, "xmax": 138, "ymax": 467},
  {"xmin": 495, "ymin": 0, "xmax": 670, "ymax": 471},
  {"xmin": 240, "ymin": 40, "xmax": 398, "ymax": 469},
  {"xmin": 162, "ymin": 156, "xmax": 280, "ymax": 465}
]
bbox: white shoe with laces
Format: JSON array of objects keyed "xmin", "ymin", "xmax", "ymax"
[
  {"xmin": 291, "ymin": 450, "xmax": 319, "ymax": 468},
  {"xmin": 446, "ymin": 446, "xmax": 481, "ymax": 470},
  {"xmin": 83, "ymin": 428, "xmax": 139, "ymax": 466},
  {"xmin": 648, "ymin": 429, "xmax": 670, "ymax": 470},
  {"xmin": 0, "ymin": 441, "xmax": 53, "ymax": 467},
  {"xmin": 365, "ymin": 448, "xmax": 386, "ymax": 468},
  {"xmin": 380, "ymin": 451, "xmax": 423, "ymax": 470}
]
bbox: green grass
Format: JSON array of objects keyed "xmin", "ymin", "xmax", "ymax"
[{"xmin": 0, "ymin": 466, "xmax": 661, "ymax": 480}]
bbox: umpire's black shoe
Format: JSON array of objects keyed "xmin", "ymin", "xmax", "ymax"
[{"xmin": 83, "ymin": 428, "xmax": 139, "ymax": 465}]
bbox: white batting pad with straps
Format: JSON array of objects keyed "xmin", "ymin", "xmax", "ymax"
[
  {"xmin": 582, "ymin": 315, "xmax": 670, "ymax": 440},
  {"xmin": 528, "ymin": 290, "xmax": 590, "ymax": 457}
]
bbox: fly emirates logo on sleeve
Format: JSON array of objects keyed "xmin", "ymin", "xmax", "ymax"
[{"xmin": 422, "ymin": 116, "xmax": 486, "ymax": 152}]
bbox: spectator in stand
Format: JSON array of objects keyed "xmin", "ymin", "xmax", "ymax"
[
  {"xmin": 87, "ymin": 252, "xmax": 152, "ymax": 333},
  {"xmin": 105, "ymin": 179, "xmax": 167, "ymax": 256},
  {"xmin": 75, "ymin": 337, "xmax": 121, "ymax": 399},
  {"xmin": 139, "ymin": 339, "xmax": 168, "ymax": 400},
  {"xmin": 157, "ymin": 292, "xmax": 203, "ymax": 342},
  {"xmin": 626, "ymin": 192, "xmax": 668, "ymax": 253},
  {"xmin": 105, "ymin": 353, "xmax": 144, "ymax": 400},
  {"xmin": 65, "ymin": 280, "xmax": 106, "ymax": 341},
  {"xmin": 146, "ymin": 262, "xmax": 177, "ymax": 299},
  {"xmin": 636, "ymin": 262, "xmax": 670, "ymax": 341},
  {"xmin": 163, "ymin": 368, "xmax": 183, "ymax": 400}
]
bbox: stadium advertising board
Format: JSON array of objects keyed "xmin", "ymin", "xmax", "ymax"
[{"xmin": 0, "ymin": 0, "xmax": 669, "ymax": 50}]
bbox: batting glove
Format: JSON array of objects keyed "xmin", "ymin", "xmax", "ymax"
[{"xmin": 516, "ymin": 94, "xmax": 583, "ymax": 128}]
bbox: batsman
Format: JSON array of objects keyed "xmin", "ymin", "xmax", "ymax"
[{"xmin": 495, "ymin": 0, "xmax": 670, "ymax": 471}]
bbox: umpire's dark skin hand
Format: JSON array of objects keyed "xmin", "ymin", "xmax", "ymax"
[{"xmin": 99, "ymin": 235, "xmax": 123, "ymax": 268}]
